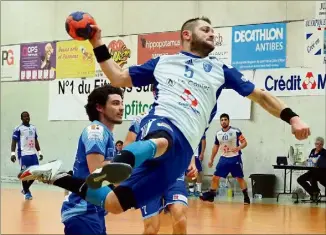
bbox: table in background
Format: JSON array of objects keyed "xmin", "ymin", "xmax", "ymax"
[{"xmin": 272, "ymin": 165, "xmax": 314, "ymax": 203}]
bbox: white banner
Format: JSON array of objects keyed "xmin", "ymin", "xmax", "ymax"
[
  {"xmin": 304, "ymin": 19, "xmax": 326, "ymax": 69},
  {"xmin": 48, "ymin": 77, "xmax": 154, "ymax": 120},
  {"xmin": 252, "ymin": 68, "xmax": 326, "ymax": 96},
  {"xmin": 1, "ymin": 45, "xmax": 20, "ymax": 82},
  {"xmin": 48, "ymin": 77, "xmax": 252, "ymax": 121},
  {"xmin": 315, "ymin": 1, "xmax": 326, "ymax": 19},
  {"xmin": 210, "ymin": 27, "xmax": 232, "ymax": 65}
]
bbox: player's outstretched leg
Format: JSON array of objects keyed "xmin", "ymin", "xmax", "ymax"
[
  {"xmin": 87, "ymin": 133, "xmax": 171, "ymax": 189},
  {"xmin": 18, "ymin": 160, "xmax": 132, "ymax": 186}
]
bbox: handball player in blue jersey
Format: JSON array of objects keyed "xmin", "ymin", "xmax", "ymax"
[
  {"xmin": 19, "ymin": 17, "xmax": 310, "ymax": 219},
  {"xmin": 126, "ymin": 113, "xmax": 196, "ymax": 234},
  {"xmin": 58, "ymin": 85, "xmax": 128, "ymax": 235}
]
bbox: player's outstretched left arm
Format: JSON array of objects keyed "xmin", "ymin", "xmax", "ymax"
[{"xmin": 247, "ymin": 88, "xmax": 310, "ymax": 140}]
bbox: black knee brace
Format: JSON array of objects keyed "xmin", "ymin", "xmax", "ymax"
[
  {"xmin": 113, "ymin": 150, "xmax": 136, "ymax": 167},
  {"xmin": 113, "ymin": 185, "xmax": 137, "ymax": 211},
  {"xmin": 144, "ymin": 130, "xmax": 173, "ymax": 152}
]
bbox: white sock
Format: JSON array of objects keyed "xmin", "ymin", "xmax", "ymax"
[
  {"xmin": 189, "ymin": 183, "xmax": 195, "ymax": 192},
  {"xmin": 196, "ymin": 183, "xmax": 202, "ymax": 192}
]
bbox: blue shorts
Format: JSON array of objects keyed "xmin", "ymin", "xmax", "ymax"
[
  {"xmin": 63, "ymin": 213, "xmax": 106, "ymax": 235},
  {"xmin": 140, "ymin": 177, "xmax": 188, "ymax": 219},
  {"xmin": 214, "ymin": 155, "xmax": 244, "ymax": 178},
  {"xmin": 194, "ymin": 156, "xmax": 202, "ymax": 172},
  {"xmin": 119, "ymin": 115, "xmax": 193, "ymax": 209},
  {"xmin": 19, "ymin": 154, "xmax": 39, "ymax": 170}
]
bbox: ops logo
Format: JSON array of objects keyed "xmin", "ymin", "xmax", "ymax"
[
  {"xmin": 22, "ymin": 46, "xmax": 38, "ymax": 57},
  {"xmin": 1, "ymin": 49, "xmax": 14, "ymax": 66}
]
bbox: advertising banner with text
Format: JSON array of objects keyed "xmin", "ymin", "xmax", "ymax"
[
  {"xmin": 231, "ymin": 23, "xmax": 286, "ymax": 70},
  {"xmin": 20, "ymin": 42, "xmax": 56, "ymax": 81},
  {"xmin": 252, "ymin": 68, "xmax": 326, "ymax": 96},
  {"xmin": 210, "ymin": 27, "xmax": 232, "ymax": 64},
  {"xmin": 137, "ymin": 31, "xmax": 181, "ymax": 64},
  {"xmin": 304, "ymin": 19, "xmax": 326, "ymax": 69},
  {"xmin": 1, "ymin": 45, "xmax": 20, "ymax": 82},
  {"xmin": 48, "ymin": 35, "xmax": 140, "ymax": 121},
  {"xmin": 56, "ymin": 40, "xmax": 95, "ymax": 78}
]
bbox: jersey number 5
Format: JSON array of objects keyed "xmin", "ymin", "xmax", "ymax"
[{"xmin": 184, "ymin": 65, "xmax": 194, "ymax": 78}]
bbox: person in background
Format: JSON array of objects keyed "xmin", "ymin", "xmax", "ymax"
[
  {"xmin": 200, "ymin": 113, "xmax": 250, "ymax": 205},
  {"xmin": 297, "ymin": 137, "xmax": 326, "ymax": 201},
  {"xmin": 188, "ymin": 135, "xmax": 206, "ymax": 197},
  {"xmin": 115, "ymin": 140, "xmax": 123, "ymax": 155},
  {"xmin": 10, "ymin": 111, "xmax": 43, "ymax": 200}
]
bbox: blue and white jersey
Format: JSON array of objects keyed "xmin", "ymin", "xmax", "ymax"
[
  {"xmin": 128, "ymin": 51, "xmax": 255, "ymax": 152},
  {"xmin": 128, "ymin": 113, "xmax": 147, "ymax": 135},
  {"xmin": 12, "ymin": 124, "xmax": 38, "ymax": 157},
  {"xmin": 61, "ymin": 120, "xmax": 116, "ymax": 222},
  {"xmin": 214, "ymin": 126, "xmax": 245, "ymax": 157}
]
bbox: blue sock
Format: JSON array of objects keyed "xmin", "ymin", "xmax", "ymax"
[
  {"xmin": 86, "ymin": 186, "xmax": 112, "ymax": 209},
  {"xmin": 123, "ymin": 140, "xmax": 157, "ymax": 168}
]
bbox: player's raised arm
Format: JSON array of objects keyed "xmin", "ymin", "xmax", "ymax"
[
  {"xmin": 89, "ymin": 25, "xmax": 156, "ymax": 88},
  {"xmin": 223, "ymin": 64, "xmax": 311, "ymax": 140}
]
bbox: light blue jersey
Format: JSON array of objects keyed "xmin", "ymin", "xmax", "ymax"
[{"xmin": 61, "ymin": 120, "xmax": 116, "ymax": 222}]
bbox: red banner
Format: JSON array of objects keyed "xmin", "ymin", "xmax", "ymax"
[{"xmin": 137, "ymin": 31, "xmax": 182, "ymax": 64}]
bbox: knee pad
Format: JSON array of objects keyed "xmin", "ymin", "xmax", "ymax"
[
  {"xmin": 113, "ymin": 185, "xmax": 137, "ymax": 211},
  {"xmin": 113, "ymin": 150, "xmax": 135, "ymax": 168},
  {"xmin": 144, "ymin": 130, "xmax": 173, "ymax": 152}
]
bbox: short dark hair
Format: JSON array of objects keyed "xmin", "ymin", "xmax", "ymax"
[
  {"xmin": 180, "ymin": 16, "xmax": 212, "ymax": 41},
  {"xmin": 220, "ymin": 113, "xmax": 229, "ymax": 120},
  {"xmin": 85, "ymin": 84, "xmax": 124, "ymax": 122},
  {"xmin": 21, "ymin": 111, "xmax": 29, "ymax": 119},
  {"xmin": 115, "ymin": 140, "xmax": 123, "ymax": 146}
]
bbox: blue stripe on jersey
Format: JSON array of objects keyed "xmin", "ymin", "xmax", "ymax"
[
  {"xmin": 206, "ymin": 85, "xmax": 226, "ymax": 132},
  {"xmin": 81, "ymin": 124, "xmax": 109, "ymax": 156},
  {"xmin": 223, "ymin": 64, "xmax": 255, "ymax": 96},
  {"xmin": 129, "ymin": 57, "xmax": 160, "ymax": 87}
]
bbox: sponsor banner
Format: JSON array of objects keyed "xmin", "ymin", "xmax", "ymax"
[
  {"xmin": 56, "ymin": 40, "xmax": 95, "ymax": 78},
  {"xmin": 137, "ymin": 31, "xmax": 181, "ymax": 64},
  {"xmin": 315, "ymin": 1, "xmax": 326, "ymax": 19},
  {"xmin": 231, "ymin": 23, "xmax": 286, "ymax": 70},
  {"xmin": 48, "ymin": 79, "xmax": 251, "ymax": 121},
  {"xmin": 252, "ymin": 68, "xmax": 326, "ymax": 96},
  {"xmin": 48, "ymin": 77, "xmax": 154, "ymax": 121},
  {"xmin": 97, "ymin": 35, "xmax": 138, "ymax": 73},
  {"xmin": 304, "ymin": 19, "xmax": 326, "ymax": 68},
  {"xmin": 209, "ymin": 27, "xmax": 232, "ymax": 64},
  {"xmin": 20, "ymin": 42, "xmax": 56, "ymax": 81},
  {"xmin": 49, "ymin": 35, "xmax": 140, "ymax": 121},
  {"xmin": 1, "ymin": 45, "xmax": 20, "ymax": 81}
]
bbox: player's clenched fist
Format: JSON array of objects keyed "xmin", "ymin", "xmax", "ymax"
[{"xmin": 290, "ymin": 116, "xmax": 311, "ymax": 140}]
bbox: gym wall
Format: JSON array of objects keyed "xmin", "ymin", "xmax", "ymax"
[{"xmin": 1, "ymin": 1, "xmax": 325, "ymax": 192}]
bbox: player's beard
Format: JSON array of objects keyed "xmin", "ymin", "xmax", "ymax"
[
  {"xmin": 190, "ymin": 33, "xmax": 214, "ymax": 57},
  {"xmin": 105, "ymin": 114, "xmax": 123, "ymax": 125}
]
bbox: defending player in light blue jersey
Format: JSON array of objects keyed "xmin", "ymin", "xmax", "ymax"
[
  {"xmin": 127, "ymin": 114, "xmax": 197, "ymax": 234},
  {"xmin": 60, "ymin": 85, "xmax": 128, "ymax": 235},
  {"xmin": 19, "ymin": 17, "xmax": 310, "ymax": 225}
]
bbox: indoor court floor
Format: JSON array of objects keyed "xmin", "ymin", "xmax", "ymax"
[{"xmin": 1, "ymin": 182, "xmax": 326, "ymax": 234}]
